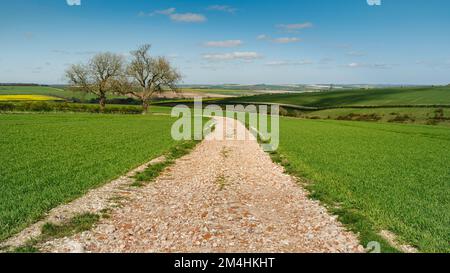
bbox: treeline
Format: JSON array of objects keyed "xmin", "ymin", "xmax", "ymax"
[{"xmin": 0, "ymin": 101, "xmax": 142, "ymax": 114}]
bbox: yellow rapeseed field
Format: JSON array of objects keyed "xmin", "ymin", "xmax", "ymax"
[{"xmin": 0, "ymin": 95, "xmax": 62, "ymax": 101}]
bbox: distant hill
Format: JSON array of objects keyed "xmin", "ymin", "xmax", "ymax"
[
  {"xmin": 0, "ymin": 83, "xmax": 50, "ymax": 87},
  {"xmin": 221, "ymin": 86, "xmax": 450, "ymax": 108},
  {"xmin": 181, "ymin": 84, "xmax": 426, "ymax": 92}
]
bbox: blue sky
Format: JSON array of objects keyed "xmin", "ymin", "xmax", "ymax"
[{"xmin": 1, "ymin": 0, "xmax": 449, "ymax": 84}]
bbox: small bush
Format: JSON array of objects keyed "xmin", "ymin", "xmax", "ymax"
[
  {"xmin": 0, "ymin": 103, "xmax": 14, "ymax": 112},
  {"xmin": 434, "ymin": 108, "xmax": 444, "ymax": 118},
  {"xmin": 29, "ymin": 102, "xmax": 52, "ymax": 112},
  {"xmin": 388, "ymin": 114, "xmax": 416, "ymax": 123},
  {"xmin": 337, "ymin": 113, "xmax": 381, "ymax": 122},
  {"xmin": 279, "ymin": 107, "xmax": 289, "ymax": 116}
]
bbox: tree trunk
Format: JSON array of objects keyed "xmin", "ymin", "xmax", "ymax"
[
  {"xmin": 142, "ymin": 101, "xmax": 149, "ymax": 114},
  {"xmin": 99, "ymin": 95, "xmax": 106, "ymax": 112}
]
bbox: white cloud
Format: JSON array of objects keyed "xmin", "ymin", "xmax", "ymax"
[
  {"xmin": 257, "ymin": 35, "xmax": 301, "ymax": 44},
  {"xmin": 139, "ymin": 8, "xmax": 177, "ymax": 17},
  {"xmin": 66, "ymin": 0, "xmax": 81, "ymax": 6},
  {"xmin": 203, "ymin": 52, "xmax": 261, "ymax": 61},
  {"xmin": 272, "ymin": 37, "xmax": 301, "ymax": 44},
  {"xmin": 170, "ymin": 13, "xmax": 206, "ymax": 23},
  {"xmin": 143, "ymin": 8, "xmax": 206, "ymax": 23},
  {"xmin": 348, "ymin": 62, "xmax": 361, "ymax": 68},
  {"xmin": 207, "ymin": 5, "xmax": 237, "ymax": 13},
  {"xmin": 346, "ymin": 62, "xmax": 392, "ymax": 69},
  {"xmin": 204, "ymin": 40, "xmax": 243, "ymax": 48},
  {"xmin": 277, "ymin": 22, "xmax": 313, "ymax": 32},
  {"xmin": 154, "ymin": 8, "xmax": 176, "ymax": 15},
  {"xmin": 257, "ymin": 34, "xmax": 268, "ymax": 40}
]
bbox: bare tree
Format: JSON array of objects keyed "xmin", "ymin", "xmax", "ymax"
[
  {"xmin": 66, "ymin": 52, "xmax": 124, "ymax": 111},
  {"xmin": 119, "ymin": 44, "xmax": 182, "ymax": 114}
]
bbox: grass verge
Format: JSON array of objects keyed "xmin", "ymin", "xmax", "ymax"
[{"xmin": 12, "ymin": 213, "xmax": 101, "ymax": 253}]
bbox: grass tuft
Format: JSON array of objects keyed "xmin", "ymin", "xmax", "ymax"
[
  {"xmin": 41, "ymin": 213, "xmax": 100, "ymax": 239},
  {"xmin": 216, "ymin": 175, "xmax": 228, "ymax": 191},
  {"xmin": 9, "ymin": 213, "xmax": 100, "ymax": 253}
]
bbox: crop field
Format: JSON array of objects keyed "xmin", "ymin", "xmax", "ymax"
[
  {"xmin": 0, "ymin": 95, "xmax": 63, "ymax": 101},
  {"xmin": 0, "ymin": 86, "xmax": 128, "ymax": 102},
  {"xmin": 0, "ymin": 86, "xmax": 77, "ymax": 100},
  {"xmin": 272, "ymin": 118, "xmax": 450, "ymax": 252},
  {"xmin": 0, "ymin": 86, "xmax": 258, "ymax": 102},
  {"xmin": 228, "ymin": 86, "xmax": 450, "ymax": 108},
  {"xmin": 0, "ymin": 113, "xmax": 183, "ymax": 241}
]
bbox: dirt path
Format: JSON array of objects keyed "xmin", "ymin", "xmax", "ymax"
[{"xmin": 38, "ymin": 117, "xmax": 362, "ymax": 253}]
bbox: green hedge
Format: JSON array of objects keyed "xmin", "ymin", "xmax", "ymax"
[{"xmin": 0, "ymin": 102, "xmax": 143, "ymax": 114}]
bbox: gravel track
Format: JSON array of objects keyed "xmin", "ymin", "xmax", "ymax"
[{"xmin": 22, "ymin": 117, "xmax": 363, "ymax": 253}]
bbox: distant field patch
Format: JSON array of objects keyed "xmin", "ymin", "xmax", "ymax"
[
  {"xmin": 182, "ymin": 88, "xmax": 264, "ymax": 97},
  {"xmin": 0, "ymin": 95, "xmax": 63, "ymax": 101},
  {"xmin": 297, "ymin": 107, "xmax": 450, "ymax": 126}
]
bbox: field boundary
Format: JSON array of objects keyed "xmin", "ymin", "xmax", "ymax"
[{"xmin": 219, "ymin": 101, "xmax": 450, "ymax": 111}]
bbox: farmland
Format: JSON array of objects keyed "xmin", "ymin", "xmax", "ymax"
[
  {"xmin": 181, "ymin": 88, "xmax": 266, "ymax": 97},
  {"xmin": 227, "ymin": 86, "xmax": 450, "ymax": 108},
  {"xmin": 0, "ymin": 95, "xmax": 63, "ymax": 101},
  {"xmin": 271, "ymin": 118, "xmax": 450, "ymax": 252},
  {"xmin": 2, "ymin": 86, "xmax": 450, "ymax": 252},
  {"xmin": 0, "ymin": 85, "xmax": 255, "ymax": 102},
  {"xmin": 0, "ymin": 86, "xmax": 135, "ymax": 102},
  {"xmin": 0, "ymin": 113, "xmax": 184, "ymax": 241},
  {"xmin": 222, "ymin": 86, "xmax": 450, "ymax": 127},
  {"xmin": 0, "ymin": 86, "xmax": 81, "ymax": 100}
]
